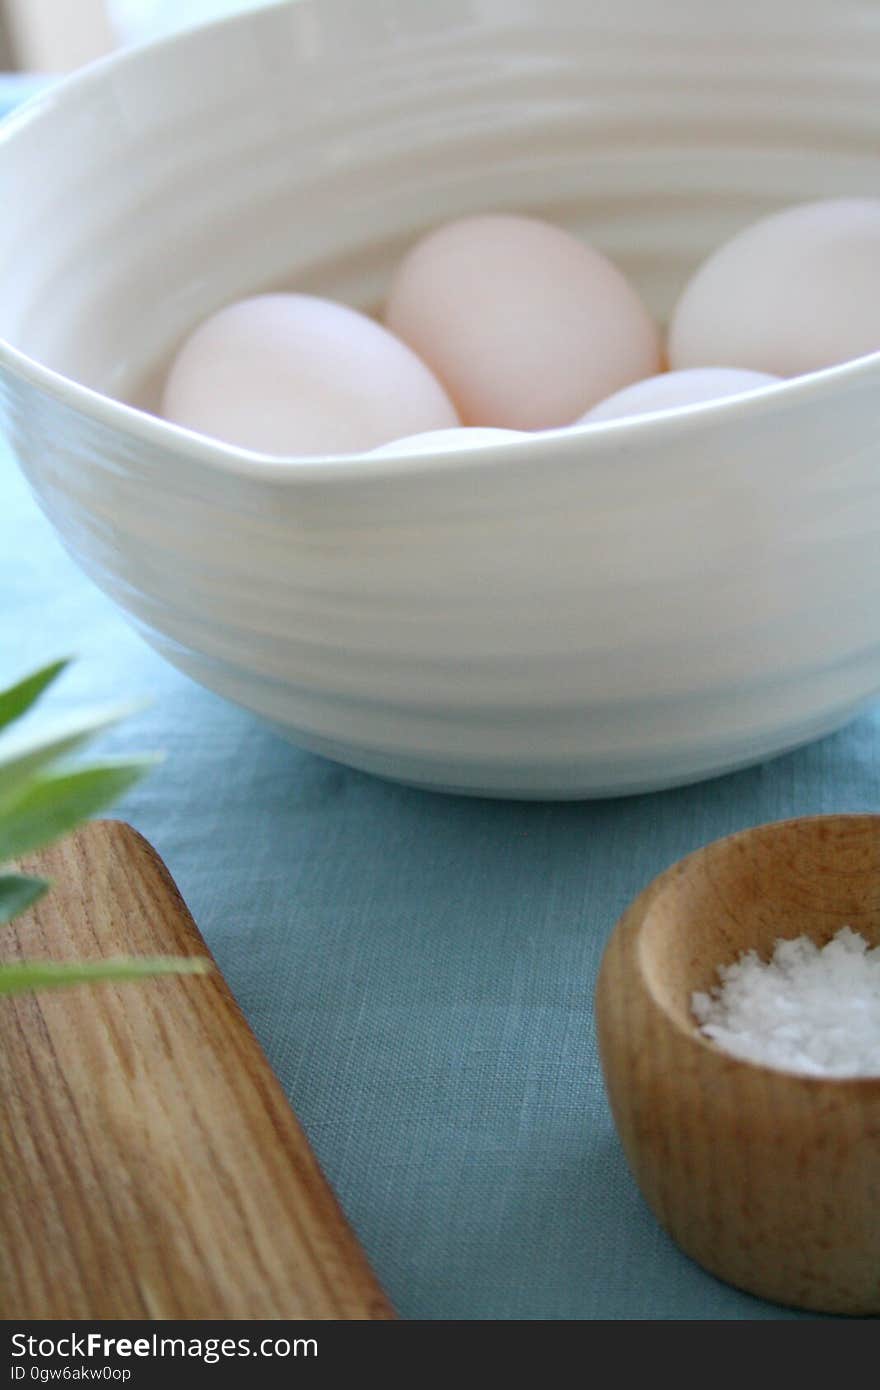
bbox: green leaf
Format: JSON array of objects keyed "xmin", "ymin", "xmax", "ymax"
[
  {"xmin": 0, "ymin": 659, "xmax": 70, "ymax": 732},
  {"xmin": 0, "ymin": 956, "xmax": 210, "ymax": 997},
  {"xmin": 0, "ymin": 756, "xmax": 160, "ymax": 863},
  {"xmin": 0, "ymin": 874, "xmax": 49, "ymax": 925},
  {"xmin": 0, "ymin": 703, "xmax": 140, "ymax": 806}
]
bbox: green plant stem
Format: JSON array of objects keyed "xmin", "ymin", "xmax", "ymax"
[{"xmin": 0, "ymin": 957, "xmax": 211, "ymax": 997}]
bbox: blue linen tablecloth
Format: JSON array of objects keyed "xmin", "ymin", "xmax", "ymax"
[{"xmin": 3, "ymin": 77, "xmax": 878, "ymax": 1322}]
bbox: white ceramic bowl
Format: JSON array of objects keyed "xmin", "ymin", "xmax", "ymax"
[{"xmin": 2, "ymin": 0, "xmax": 880, "ymax": 798}]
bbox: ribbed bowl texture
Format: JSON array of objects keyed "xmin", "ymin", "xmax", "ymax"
[{"xmin": 1, "ymin": 0, "xmax": 879, "ymax": 797}]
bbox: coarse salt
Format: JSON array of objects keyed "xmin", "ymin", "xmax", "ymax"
[{"xmin": 692, "ymin": 926, "xmax": 880, "ymax": 1077}]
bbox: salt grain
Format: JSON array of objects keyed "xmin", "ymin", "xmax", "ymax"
[{"xmin": 692, "ymin": 927, "xmax": 880, "ymax": 1077}]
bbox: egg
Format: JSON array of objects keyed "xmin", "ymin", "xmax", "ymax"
[
  {"xmin": 669, "ymin": 198, "xmax": 880, "ymax": 376},
  {"xmin": 372, "ymin": 427, "xmax": 526, "ymax": 457},
  {"xmin": 581, "ymin": 368, "xmax": 781, "ymax": 424},
  {"xmin": 384, "ymin": 214, "xmax": 662, "ymax": 430},
  {"xmin": 161, "ymin": 293, "xmax": 459, "ymax": 455}
]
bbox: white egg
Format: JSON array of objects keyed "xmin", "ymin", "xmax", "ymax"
[
  {"xmin": 581, "ymin": 368, "xmax": 781, "ymax": 424},
  {"xmin": 371, "ymin": 427, "xmax": 526, "ymax": 457},
  {"xmin": 384, "ymin": 214, "xmax": 661, "ymax": 430},
  {"xmin": 161, "ymin": 293, "xmax": 459, "ymax": 455},
  {"xmin": 669, "ymin": 198, "xmax": 880, "ymax": 376}
]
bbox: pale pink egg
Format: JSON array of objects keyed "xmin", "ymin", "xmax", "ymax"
[
  {"xmin": 581, "ymin": 368, "xmax": 780, "ymax": 424},
  {"xmin": 384, "ymin": 214, "xmax": 661, "ymax": 430},
  {"xmin": 372, "ymin": 427, "xmax": 526, "ymax": 457},
  {"xmin": 669, "ymin": 198, "xmax": 880, "ymax": 376},
  {"xmin": 161, "ymin": 293, "xmax": 459, "ymax": 455}
]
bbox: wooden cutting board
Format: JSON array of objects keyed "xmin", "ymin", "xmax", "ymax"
[{"xmin": 0, "ymin": 820, "xmax": 393, "ymax": 1320}]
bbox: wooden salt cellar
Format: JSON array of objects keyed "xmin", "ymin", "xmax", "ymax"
[{"xmin": 596, "ymin": 814, "xmax": 880, "ymax": 1315}]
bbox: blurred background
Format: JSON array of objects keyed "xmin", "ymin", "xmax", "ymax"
[{"xmin": 0, "ymin": 0, "xmax": 267, "ymax": 68}]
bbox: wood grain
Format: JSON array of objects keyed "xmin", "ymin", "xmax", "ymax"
[
  {"xmin": 0, "ymin": 820, "xmax": 393, "ymax": 1320},
  {"xmin": 595, "ymin": 814, "xmax": 880, "ymax": 1316}
]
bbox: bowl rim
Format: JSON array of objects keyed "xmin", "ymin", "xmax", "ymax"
[{"xmin": 1, "ymin": 0, "xmax": 879, "ymax": 485}]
